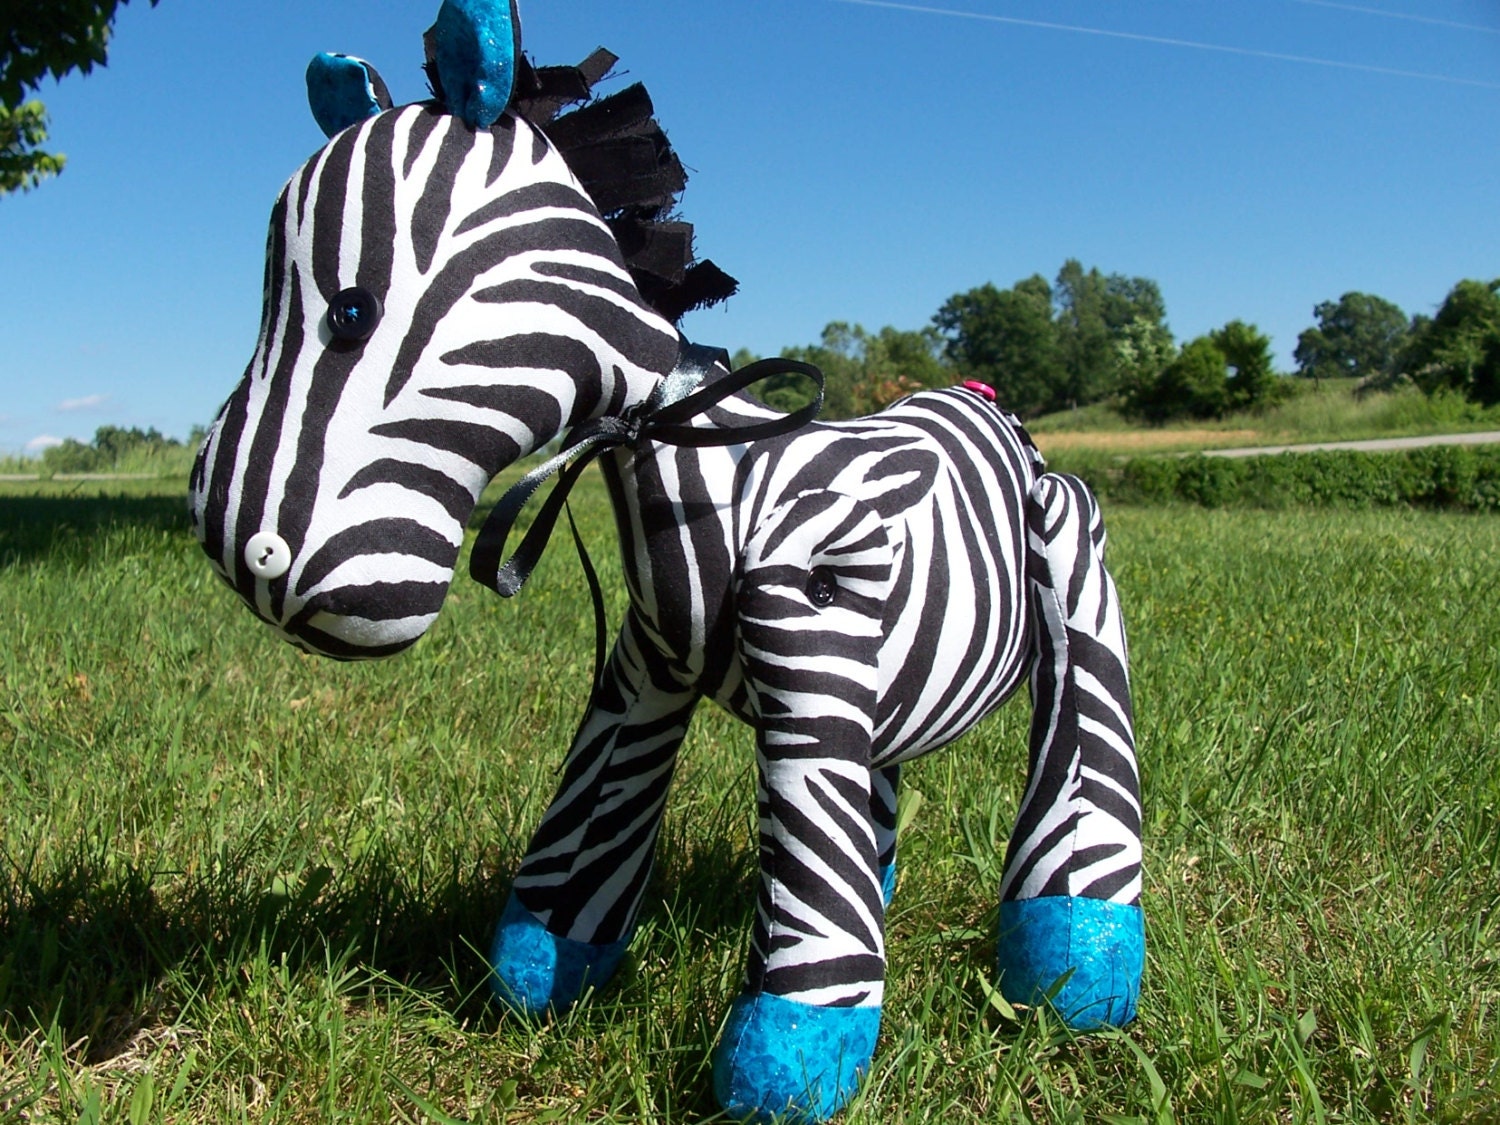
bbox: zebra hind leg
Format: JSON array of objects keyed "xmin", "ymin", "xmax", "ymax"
[
  {"xmin": 996, "ymin": 472, "xmax": 1144, "ymax": 1030},
  {"xmin": 873, "ymin": 764, "xmax": 900, "ymax": 908}
]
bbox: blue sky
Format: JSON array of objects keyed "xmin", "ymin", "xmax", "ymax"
[{"xmin": 1, "ymin": 0, "xmax": 1496, "ymax": 453}]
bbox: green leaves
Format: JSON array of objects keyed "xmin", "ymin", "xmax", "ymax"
[
  {"xmin": 0, "ymin": 101, "xmax": 65, "ymax": 193},
  {"xmin": 31, "ymin": 425, "xmax": 187, "ymax": 476},
  {"xmin": 757, "ymin": 321, "xmax": 951, "ymax": 421},
  {"xmin": 1053, "ymin": 443, "xmax": 1500, "ymax": 511},
  {"xmin": 1291, "ymin": 282, "xmax": 1500, "ymax": 409},
  {"xmin": 1124, "ymin": 320, "xmax": 1284, "ymax": 424},
  {"xmin": 1124, "ymin": 335, "xmax": 1229, "ymax": 424},
  {"xmin": 0, "ymin": 0, "xmax": 160, "ymax": 196},
  {"xmin": 0, "ymin": 0, "xmax": 159, "ymax": 106},
  {"xmin": 1212, "ymin": 320, "xmax": 1278, "ymax": 411},
  {"xmin": 935, "ymin": 277, "xmax": 1064, "ymax": 418},
  {"xmin": 933, "ymin": 261, "xmax": 1170, "ymax": 419},
  {"xmin": 1401, "ymin": 278, "xmax": 1500, "ymax": 406},
  {"xmin": 1294, "ymin": 291, "xmax": 1410, "ymax": 386}
]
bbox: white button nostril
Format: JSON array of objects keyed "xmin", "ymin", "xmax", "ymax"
[{"xmin": 244, "ymin": 531, "xmax": 292, "ymax": 581}]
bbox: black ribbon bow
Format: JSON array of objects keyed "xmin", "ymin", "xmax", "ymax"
[{"xmin": 469, "ymin": 341, "xmax": 824, "ymax": 602}]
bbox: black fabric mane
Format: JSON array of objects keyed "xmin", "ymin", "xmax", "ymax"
[
  {"xmin": 512, "ymin": 51, "xmax": 739, "ymax": 324},
  {"xmin": 422, "ymin": 47, "xmax": 737, "ymax": 323}
]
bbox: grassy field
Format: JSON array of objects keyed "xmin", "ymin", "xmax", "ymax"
[
  {"xmin": 0, "ymin": 445, "xmax": 200, "ymax": 482},
  {"xmin": 1028, "ymin": 381, "xmax": 1500, "ymax": 456},
  {"xmin": 5, "ymin": 379, "xmax": 1500, "ymax": 484},
  {"xmin": 1, "ymin": 477, "xmax": 1497, "ymax": 1122}
]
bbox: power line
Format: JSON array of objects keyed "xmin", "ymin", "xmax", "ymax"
[
  {"xmin": 1288, "ymin": 0, "xmax": 1500, "ymax": 37},
  {"xmin": 832, "ymin": 0, "xmax": 1500, "ymax": 90}
]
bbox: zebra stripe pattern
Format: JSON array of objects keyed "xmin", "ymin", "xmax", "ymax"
[
  {"xmin": 1002, "ymin": 474, "xmax": 1142, "ymax": 906},
  {"xmin": 736, "ymin": 489, "xmax": 898, "ymax": 1008},
  {"xmin": 191, "ymin": 51, "xmax": 1145, "ymax": 1120},
  {"xmin": 511, "ymin": 610, "xmax": 698, "ymax": 941},
  {"xmin": 190, "ymin": 104, "xmax": 679, "ymax": 658}
]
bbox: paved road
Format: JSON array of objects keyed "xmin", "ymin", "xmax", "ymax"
[{"xmin": 1202, "ymin": 431, "xmax": 1500, "ymax": 458}]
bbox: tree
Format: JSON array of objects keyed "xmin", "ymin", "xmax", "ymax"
[
  {"xmin": 851, "ymin": 325, "xmax": 949, "ymax": 411},
  {"xmin": 1125, "ymin": 319, "xmax": 1281, "ymax": 423},
  {"xmin": 1052, "ymin": 260, "xmax": 1168, "ymax": 408},
  {"xmin": 0, "ymin": 102, "xmax": 65, "ymax": 193},
  {"xmin": 1113, "ymin": 315, "xmax": 1176, "ymax": 404},
  {"xmin": 1126, "ymin": 336, "xmax": 1229, "ymax": 423},
  {"xmin": 1, "ymin": 0, "xmax": 159, "ymax": 195},
  {"xmin": 36, "ymin": 426, "xmax": 184, "ymax": 474},
  {"xmin": 935, "ymin": 263, "xmax": 1171, "ymax": 418},
  {"xmin": 1210, "ymin": 319, "xmax": 1278, "ymax": 410},
  {"xmin": 761, "ymin": 322, "xmax": 952, "ymax": 420},
  {"xmin": 771, "ymin": 322, "xmax": 862, "ymax": 420},
  {"xmin": 933, "ymin": 278, "xmax": 1064, "ymax": 418},
  {"xmin": 93, "ymin": 423, "xmax": 174, "ymax": 462},
  {"xmin": 1293, "ymin": 292, "xmax": 1409, "ymax": 387},
  {"xmin": 39, "ymin": 438, "xmax": 105, "ymax": 475},
  {"xmin": 34, "ymin": 424, "xmax": 182, "ymax": 475},
  {"xmin": 1400, "ymin": 279, "xmax": 1500, "ymax": 406},
  {"xmin": 1052, "ymin": 261, "xmax": 1116, "ymax": 408}
]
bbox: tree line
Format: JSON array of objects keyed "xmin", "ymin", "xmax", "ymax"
[
  {"xmin": 741, "ymin": 262, "xmax": 1500, "ymax": 424},
  {"xmin": 17, "ymin": 272, "xmax": 1498, "ymax": 468},
  {"xmin": 1296, "ymin": 282, "xmax": 1500, "ymax": 407},
  {"xmin": 31, "ymin": 425, "xmax": 195, "ymax": 474}
]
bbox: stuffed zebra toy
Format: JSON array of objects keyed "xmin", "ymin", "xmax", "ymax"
[{"xmin": 190, "ymin": 2, "xmax": 1144, "ymax": 1120}]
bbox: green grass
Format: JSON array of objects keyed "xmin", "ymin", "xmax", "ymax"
[
  {"xmin": 1046, "ymin": 444, "xmax": 1500, "ymax": 513},
  {"xmin": 0, "ymin": 444, "xmax": 200, "ymax": 481},
  {"xmin": 2, "ymin": 477, "xmax": 1497, "ymax": 1122},
  {"xmin": 1247, "ymin": 382, "xmax": 1500, "ymax": 443},
  {"xmin": 1031, "ymin": 380, "xmax": 1500, "ymax": 453}
]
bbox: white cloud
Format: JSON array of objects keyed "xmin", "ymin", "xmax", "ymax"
[
  {"xmin": 58, "ymin": 393, "xmax": 110, "ymax": 412},
  {"xmin": 25, "ymin": 435, "xmax": 66, "ymax": 452}
]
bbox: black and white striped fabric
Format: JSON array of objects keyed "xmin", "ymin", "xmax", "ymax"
[
  {"xmin": 190, "ymin": 54, "xmax": 1142, "ymax": 1121},
  {"xmin": 190, "ymin": 103, "xmax": 681, "ymax": 658},
  {"xmin": 1003, "ymin": 474, "xmax": 1142, "ymax": 908}
]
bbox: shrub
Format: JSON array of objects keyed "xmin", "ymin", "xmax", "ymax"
[{"xmin": 1050, "ymin": 445, "xmax": 1500, "ymax": 511}]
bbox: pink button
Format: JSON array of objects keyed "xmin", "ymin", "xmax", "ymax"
[{"xmin": 959, "ymin": 380, "xmax": 996, "ymax": 402}]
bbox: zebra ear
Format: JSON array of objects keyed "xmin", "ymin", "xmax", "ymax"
[
  {"xmin": 424, "ymin": 0, "xmax": 522, "ymax": 128},
  {"xmin": 307, "ymin": 53, "xmax": 393, "ymax": 138}
]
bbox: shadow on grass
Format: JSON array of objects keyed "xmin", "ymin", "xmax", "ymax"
[
  {"xmin": 0, "ymin": 845, "xmax": 493, "ymax": 1062},
  {"xmin": 0, "ymin": 826, "xmax": 759, "ymax": 1070},
  {"xmin": 0, "ymin": 495, "xmax": 192, "ymax": 569}
]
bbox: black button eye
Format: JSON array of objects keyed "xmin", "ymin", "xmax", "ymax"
[
  {"xmin": 806, "ymin": 566, "xmax": 837, "ymax": 607},
  {"xmin": 327, "ymin": 287, "xmax": 382, "ymax": 342}
]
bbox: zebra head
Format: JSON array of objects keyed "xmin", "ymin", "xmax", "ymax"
[{"xmin": 189, "ymin": 4, "xmax": 725, "ymax": 658}]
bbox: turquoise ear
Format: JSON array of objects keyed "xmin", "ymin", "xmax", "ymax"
[
  {"xmin": 426, "ymin": 0, "xmax": 521, "ymax": 128},
  {"xmin": 307, "ymin": 53, "xmax": 393, "ymax": 138}
]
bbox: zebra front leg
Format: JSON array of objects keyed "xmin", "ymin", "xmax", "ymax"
[
  {"xmin": 996, "ymin": 473, "xmax": 1144, "ymax": 1029},
  {"xmin": 490, "ymin": 611, "xmax": 699, "ymax": 1016},
  {"xmin": 713, "ymin": 491, "xmax": 899, "ymax": 1124}
]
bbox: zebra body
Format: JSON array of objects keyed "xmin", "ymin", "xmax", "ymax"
[
  {"xmin": 610, "ymin": 391, "xmax": 1041, "ymax": 761},
  {"xmin": 191, "ymin": 21, "xmax": 1143, "ymax": 1121}
]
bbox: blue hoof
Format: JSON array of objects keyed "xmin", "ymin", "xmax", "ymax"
[
  {"xmin": 712, "ymin": 993, "xmax": 881, "ymax": 1123},
  {"xmin": 488, "ymin": 892, "xmax": 630, "ymax": 1016},
  {"xmin": 996, "ymin": 896, "xmax": 1144, "ymax": 1029}
]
